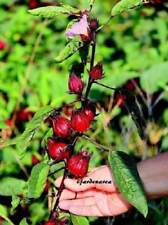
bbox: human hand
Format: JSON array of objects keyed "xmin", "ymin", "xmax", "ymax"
[{"xmin": 55, "ymin": 166, "xmax": 131, "ymax": 216}]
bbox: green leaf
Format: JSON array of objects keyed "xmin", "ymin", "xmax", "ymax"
[
  {"xmin": 19, "ymin": 218, "xmax": 28, "ymax": 225},
  {"xmin": 108, "ymin": 151, "xmax": 148, "ymax": 217},
  {"xmin": 0, "ymin": 177, "xmax": 26, "ymax": 196},
  {"xmin": 0, "ymin": 204, "xmax": 14, "ymax": 225},
  {"xmin": 11, "ymin": 195, "xmax": 20, "ymax": 213},
  {"xmin": 27, "ymin": 162, "xmax": 49, "ymax": 198},
  {"xmin": 28, "ymin": 5, "xmax": 79, "ymax": 18},
  {"xmin": 111, "ymin": 0, "xmax": 143, "ymax": 16},
  {"xmin": 71, "ymin": 215, "xmax": 90, "ymax": 225},
  {"xmin": 16, "ymin": 106, "xmax": 53, "ymax": 155},
  {"xmin": 140, "ymin": 61, "xmax": 168, "ymax": 94},
  {"xmin": 55, "ymin": 38, "xmax": 85, "ymax": 63}
]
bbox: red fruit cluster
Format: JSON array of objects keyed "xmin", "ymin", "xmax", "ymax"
[
  {"xmin": 68, "ymin": 74, "xmax": 84, "ymax": 95},
  {"xmin": 67, "ymin": 151, "xmax": 91, "ymax": 178},
  {"xmin": 47, "ymin": 138, "xmax": 69, "ymax": 161},
  {"xmin": 89, "ymin": 63, "xmax": 103, "ymax": 80}
]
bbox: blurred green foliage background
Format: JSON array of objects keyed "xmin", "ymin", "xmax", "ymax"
[{"xmin": 0, "ymin": 0, "xmax": 168, "ymax": 224}]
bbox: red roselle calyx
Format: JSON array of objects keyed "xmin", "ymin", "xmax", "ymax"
[
  {"xmin": 68, "ymin": 74, "xmax": 84, "ymax": 95},
  {"xmin": 67, "ymin": 151, "xmax": 91, "ymax": 178},
  {"xmin": 47, "ymin": 138, "xmax": 70, "ymax": 161},
  {"xmin": 52, "ymin": 116, "xmax": 71, "ymax": 138},
  {"xmin": 16, "ymin": 108, "xmax": 33, "ymax": 122},
  {"xmin": 32, "ymin": 154, "xmax": 40, "ymax": 165},
  {"xmin": 44, "ymin": 220, "xmax": 56, "ymax": 225},
  {"xmin": 89, "ymin": 18, "xmax": 99, "ymax": 31},
  {"xmin": 83, "ymin": 102, "xmax": 96, "ymax": 122},
  {"xmin": 89, "ymin": 63, "xmax": 103, "ymax": 80},
  {"xmin": 0, "ymin": 40, "xmax": 6, "ymax": 50},
  {"xmin": 71, "ymin": 109, "xmax": 92, "ymax": 133}
]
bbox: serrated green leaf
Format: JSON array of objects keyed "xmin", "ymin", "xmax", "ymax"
[
  {"xmin": 140, "ymin": 61, "xmax": 168, "ymax": 94},
  {"xmin": 111, "ymin": 0, "xmax": 143, "ymax": 16},
  {"xmin": 19, "ymin": 218, "xmax": 28, "ymax": 225},
  {"xmin": 0, "ymin": 204, "xmax": 14, "ymax": 225},
  {"xmin": 55, "ymin": 38, "xmax": 85, "ymax": 63},
  {"xmin": 108, "ymin": 151, "xmax": 148, "ymax": 217},
  {"xmin": 0, "ymin": 177, "xmax": 26, "ymax": 196},
  {"xmin": 71, "ymin": 215, "xmax": 90, "ymax": 225},
  {"xmin": 16, "ymin": 106, "xmax": 53, "ymax": 155},
  {"xmin": 27, "ymin": 162, "xmax": 49, "ymax": 199},
  {"xmin": 28, "ymin": 5, "xmax": 79, "ymax": 18}
]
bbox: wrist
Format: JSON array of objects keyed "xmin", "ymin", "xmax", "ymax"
[{"xmin": 137, "ymin": 154, "xmax": 168, "ymax": 199}]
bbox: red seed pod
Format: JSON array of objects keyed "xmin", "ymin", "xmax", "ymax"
[
  {"xmin": 89, "ymin": 63, "xmax": 103, "ymax": 80},
  {"xmin": 83, "ymin": 102, "xmax": 96, "ymax": 122},
  {"xmin": 68, "ymin": 74, "xmax": 84, "ymax": 95},
  {"xmin": 32, "ymin": 154, "xmax": 40, "ymax": 165},
  {"xmin": 5, "ymin": 119, "xmax": 13, "ymax": 127},
  {"xmin": 16, "ymin": 108, "xmax": 33, "ymax": 122},
  {"xmin": 89, "ymin": 18, "xmax": 99, "ymax": 31},
  {"xmin": 47, "ymin": 138, "xmax": 70, "ymax": 161},
  {"xmin": 0, "ymin": 40, "xmax": 6, "ymax": 50},
  {"xmin": 52, "ymin": 116, "xmax": 71, "ymax": 138},
  {"xmin": 44, "ymin": 220, "xmax": 56, "ymax": 225},
  {"xmin": 67, "ymin": 151, "xmax": 91, "ymax": 178},
  {"xmin": 71, "ymin": 110, "xmax": 92, "ymax": 133},
  {"xmin": 28, "ymin": 0, "xmax": 39, "ymax": 9}
]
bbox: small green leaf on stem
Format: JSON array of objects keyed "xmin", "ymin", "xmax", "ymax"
[
  {"xmin": 11, "ymin": 195, "xmax": 20, "ymax": 213},
  {"xmin": 108, "ymin": 151, "xmax": 148, "ymax": 217}
]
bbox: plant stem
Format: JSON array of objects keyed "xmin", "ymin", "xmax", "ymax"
[
  {"xmin": 94, "ymin": 81, "xmax": 117, "ymax": 91},
  {"xmin": 84, "ymin": 33, "xmax": 97, "ymax": 100},
  {"xmin": 82, "ymin": 134, "xmax": 113, "ymax": 152},
  {"xmin": 50, "ymin": 166, "xmax": 67, "ymax": 218}
]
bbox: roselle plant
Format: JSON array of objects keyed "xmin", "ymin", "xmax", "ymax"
[{"xmin": 1, "ymin": 0, "xmax": 166, "ymax": 224}]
